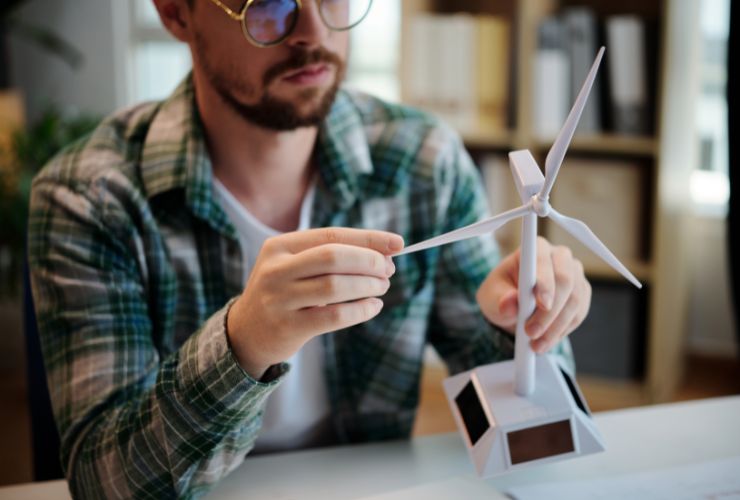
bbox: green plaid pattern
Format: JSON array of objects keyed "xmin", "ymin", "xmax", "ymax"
[{"xmin": 28, "ymin": 76, "xmax": 569, "ymax": 499}]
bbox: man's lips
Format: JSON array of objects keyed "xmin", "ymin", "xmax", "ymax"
[{"xmin": 281, "ymin": 63, "xmax": 331, "ymax": 85}]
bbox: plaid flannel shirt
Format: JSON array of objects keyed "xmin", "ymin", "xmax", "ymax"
[{"xmin": 28, "ymin": 76, "xmax": 571, "ymax": 499}]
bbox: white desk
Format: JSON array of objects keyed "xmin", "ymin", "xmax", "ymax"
[{"xmin": 2, "ymin": 396, "xmax": 739, "ymax": 499}]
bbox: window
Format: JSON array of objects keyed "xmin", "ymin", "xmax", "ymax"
[
  {"xmin": 691, "ymin": 0, "xmax": 730, "ymax": 214},
  {"xmin": 129, "ymin": 0, "xmax": 192, "ymax": 103},
  {"xmin": 345, "ymin": 0, "xmax": 401, "ymax": 102}
]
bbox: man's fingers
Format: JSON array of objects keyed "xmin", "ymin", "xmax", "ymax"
[
  {"xmin": 534, "ymin": 237, "xmax": 555, "ymax": 311},
  {"xmin": 289, "ymin": 244, "xmax": 395, "ymax": 280},
  {"xmin": 526, "ymin": 245, "xmax": 576, "ymax": 339},
  {"xmin": 288, "ymin": 275, "xmax": 391, "ymax": 309},
  {"xmin": 300, "ymin": 297, "xmax": 384, "ymax": 332},
  {"xmin": 530, "ymin": 294, "xmax": 580, "ymax": 353},
  {"xmin": 276, "ymin": 227, "xmax": 404, "ymax": 255},
  {"xmin": 476, "ymin": 253, "xmax": 519, "ymax": 334},
  {"xmin": 477, "ymin": 237, "xmax": 592, "ymax": 349},
  {"xmin": 563, "ymin": 269, "xmax": 592, "ymax": 339}
]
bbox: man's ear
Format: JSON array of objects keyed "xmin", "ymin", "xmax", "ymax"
[{"xmin": 152, "ymin": 0, "xmax": 193, "ymax": 43}]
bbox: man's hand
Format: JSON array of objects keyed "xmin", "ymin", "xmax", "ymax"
[
  {"xmin": 226, "ymin": 228, "xmax": 404, "ymax": 380},
  {"xmin": 476, "ymin": 237, "xmax": 592, "ymax": 354}
]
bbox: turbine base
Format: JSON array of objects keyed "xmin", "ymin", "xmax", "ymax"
[{"xmin": 443, "ymin": 355, "xmax": 605, "ymax": 477}]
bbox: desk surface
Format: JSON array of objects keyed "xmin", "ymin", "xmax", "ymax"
[{"xmin": 2, "ymin": 396, "xmax": 739, "ymax": 499}]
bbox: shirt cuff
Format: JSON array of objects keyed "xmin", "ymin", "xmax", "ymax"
[{"xmin": 175, "ymin": 298, "xmax": 290, "ymax": 426}]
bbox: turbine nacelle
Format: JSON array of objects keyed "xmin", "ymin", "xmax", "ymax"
[{"xmin": 508, "ymin": 149, "xmax": 552, "ymax": 217}]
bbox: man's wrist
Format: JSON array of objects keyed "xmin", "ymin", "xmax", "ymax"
[
  {"xmin": 224, "ymin": 298, "xmax": 271, "ymax": 380},
  {"xmin": 233, "ymin": 354, "xmax": 269, "ymax": 381}
]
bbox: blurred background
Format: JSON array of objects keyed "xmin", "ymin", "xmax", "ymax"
[{"xmin": 0, "ymin": 0, "xmax": 737, "ymax": 486}]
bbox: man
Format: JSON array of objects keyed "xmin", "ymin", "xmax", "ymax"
[{"xmin": 28, "ymin": 0, "xmax": 591, "ymax": 497}]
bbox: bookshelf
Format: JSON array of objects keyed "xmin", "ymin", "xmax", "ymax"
[
  {"xmin": 533, "ymin": 136, "xmax": 658, "ymax": 157},
  {"xmin": 400, "ymin": 0, "xmax": 699, "ymax": 405},
  {"xmin": 458, "ymin": 133, "xmax": 658, "ymax": 157}
]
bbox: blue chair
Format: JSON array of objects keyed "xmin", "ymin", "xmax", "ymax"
[{"xmin": 23, "ymin": 262, "xmax": 64, "ymax": 480}]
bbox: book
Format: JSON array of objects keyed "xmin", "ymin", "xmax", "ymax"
[
  {"xmin": 408, "ymin": 14, "xmax": 435, "ymax": 109},
  {"xmin": 480, "ymin": 155, "xmax": 519, "ymax": 254},
  {"xmin": 476, "ymin": 16, "xmax": 511, "ymax": 133},
  {"xmin": 563, "ymin": 7, "xmax": 603, "ymax": 135},
  {"xmin": 533, "ymin": 16, "xmax": 570, "ymax": 140},
  {"xmin": 405, "ymin": 14, "xmax": 511, "ymax": 135},
  {"xmin": 605, "ymin": 16, "xmax": 650, "ymax": 135},
  {"xmin": 443, "ymin": 14, "xmax": 477, "ymax": 133}
]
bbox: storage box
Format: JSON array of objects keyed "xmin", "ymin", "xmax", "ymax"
[
  {"xmin": 570, "ymin": 280, "xmax": 647, "ymax": 380},
  {"xmin": 547, "ymin": 158, "xmax": 646, "ymax": 269}
]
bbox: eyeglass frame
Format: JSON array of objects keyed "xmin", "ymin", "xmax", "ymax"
[{"xmin": 206, "ymin": 0, "xmax": 373, "ymax": 48}]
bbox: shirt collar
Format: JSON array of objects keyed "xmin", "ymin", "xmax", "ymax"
[
  {"xmin": 316, "ymin": 89, "xmax": 374, "ymax": 210},
  {"xmin": 140, "ymin": 75, "xmax": 225, "ymax": 229},
  {"xmin": 139, "ymin": 74, "xmax": 374, "ymax": 222}
]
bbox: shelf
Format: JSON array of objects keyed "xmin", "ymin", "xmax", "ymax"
[
  {"xmin": 460, "ymin": 129, "xmax": 513, "ymax": 150},
  {"xmin": 584, "ymin": 260, "xmax": 652, "ymax": 284},
  {"xmin": 402, "ymin": 0, "xmax": 698, "ymax": 406},
  {"xmin": 577, "ymin": 375, "xmax": 647, "ymax": 411},
  {"xmin": 535, "ymin": 134, "xmax": 658, "ymax": 157},
  {"xmin": 460, "ymin": 131, "xmax": 657, "ymax": 157}
]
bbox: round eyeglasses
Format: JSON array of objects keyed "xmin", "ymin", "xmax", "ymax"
[{"xmin": 207, "ymin": 0, "xmax": 373, "ymax": 48}]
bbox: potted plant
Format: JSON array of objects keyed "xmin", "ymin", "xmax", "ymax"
[
  {"xmin": 0, "ymin": 0, "xmax": 92, "ymax": 296},
  {"xmin": 0, "ymin": 108, "xmax": 99, "ymax": 295}
]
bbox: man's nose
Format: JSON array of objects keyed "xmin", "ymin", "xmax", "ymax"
[{"xmin": 285, "ymin": 0, "xmax": 331, "ymax": 49}]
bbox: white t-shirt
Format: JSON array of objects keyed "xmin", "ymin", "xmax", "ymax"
[{"xmin": 212, "ymin": 177, "xmax": 333, "ymax": 453}]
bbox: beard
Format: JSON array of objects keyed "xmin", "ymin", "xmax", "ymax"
[{"xmin": 194, "ymin": 37, "xmax": 345, "ymax": 131}]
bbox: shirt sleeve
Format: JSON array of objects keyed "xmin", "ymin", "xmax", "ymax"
[
  {"xmin": 28, "ymin": 176, "xmax": 287, "ymax": 499},
  {"xmin": 425, "ymin": 130, "xmax": 574, "ymax": 375}
]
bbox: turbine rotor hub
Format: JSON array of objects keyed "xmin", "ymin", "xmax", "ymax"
[{"xmin": 532, "ymin": 195, "xmax": 551, "ymax": 217}]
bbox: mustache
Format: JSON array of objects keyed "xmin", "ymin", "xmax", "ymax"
[{"xmin": 263, "ymin": 47, "xmax": 343, "ymax": 86}]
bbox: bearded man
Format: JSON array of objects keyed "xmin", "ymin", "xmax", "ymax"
[{"xmin": 28, "ymin": 1, "xmax": 591, "ymax": 497}]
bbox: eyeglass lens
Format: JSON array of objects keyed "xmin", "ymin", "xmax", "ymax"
[
  {"xmin": 243, "ymin": 0, "xmax": 372, "ymax": 45},
  {"xmin": 320, "ymin": 0, "xmax": 372, "ymax": 30},
  {"xmin": 244, "ymin": 0, "xmax": 299, "ymax": 45}
]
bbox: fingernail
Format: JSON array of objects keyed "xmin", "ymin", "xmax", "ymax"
[
  {"xmin": 385, "ymin": 258, "xmax": 396, "ymax": 276},
  {"xmin": 370, "ymin": 298, "xmax": 384, "ymax": 313},
  {"xmin": 387, "ymin": 236, "xmax": 404, "ymax": 252},
  {"xmin": 527, "ymin": 322, "xmax": 542, "ymax": 338}
]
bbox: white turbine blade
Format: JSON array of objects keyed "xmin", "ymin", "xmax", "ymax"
[
  {"xmin": 548, "ymin": 208, "xmax": 642, "ymax": 289},
  {"xmin": 394, "ymin": 204, "xmax": 531, "ymax": 256},
  {"xmin": 540, "ymin": 47, "xmax": 605, "ymax": 199}
]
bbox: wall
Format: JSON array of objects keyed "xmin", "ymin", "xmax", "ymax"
[
  {"xmin": 8, "ymin": 0, "xmax": 129, "ymax": 120},
  {"xmin": 687, "ymin": 214, "xmax": 737, "ymax": 357}
]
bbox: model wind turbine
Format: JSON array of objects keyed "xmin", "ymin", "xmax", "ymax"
[{"xmin": 395, "ymin": 47, "xmax": 642, "ymax": 477}]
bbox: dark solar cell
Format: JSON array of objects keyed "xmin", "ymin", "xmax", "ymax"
[
  {"xmin": 507, "ymin": 420, "xmax": 574, "ymax": 465},
  {"xmin": 455, "ymin": 381, "xmax": 490, "ymax": 446}
]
